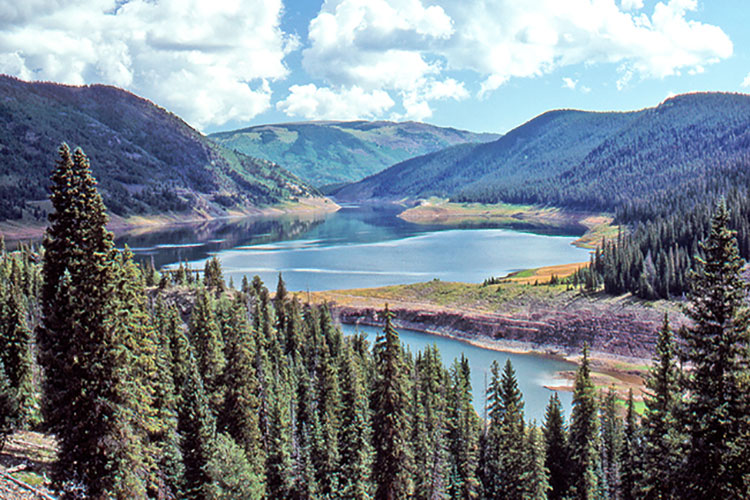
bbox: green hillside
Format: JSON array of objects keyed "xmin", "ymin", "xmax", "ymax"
[
  {"xmin": 0, "ymin": 75, "xmax": 317, "ymax": 222},
  {"xmin": 335, "ymin": 92, "xmax": 750, "ymax": 213},
  {"xmin": 209, "ymin": 121, "xmax": 499, "ymax": 187}
]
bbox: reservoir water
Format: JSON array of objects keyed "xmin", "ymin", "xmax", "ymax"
[{"xmin": 121, "ymin": 204, "xmax": 589, "ymax": 419}]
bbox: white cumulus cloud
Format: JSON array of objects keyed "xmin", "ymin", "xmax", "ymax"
[
  {"xmin": 0, "ymin": 0, "xmax": 296, "ymax": 129},
  {"xmin": 742, "ymin": 73, "xmax": 750, "ymax": 88},
  {"xmin": 276, "ymin": 84, "xmax": 395, "ymax": 120},
  {"xmin": 301, "ymin": 0, "xmax": 732, "ymax": 119}
]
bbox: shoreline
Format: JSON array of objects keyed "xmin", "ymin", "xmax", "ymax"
[
  {"xmin": 397, "ymin": 198, "xmax": 619, "ymax": 249},
  {"xmin": 0, "ymin": 196, "xmax": 339, "ymax": 242}
]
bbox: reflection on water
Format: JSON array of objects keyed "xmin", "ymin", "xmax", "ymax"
[{"xmin": 120, "ymin": 204, "xmax": 591, "ymax": 292}]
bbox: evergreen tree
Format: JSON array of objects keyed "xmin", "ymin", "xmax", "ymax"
[
  {"xmin": 372, "ymin": 305, "xmax": 413, "ymax": 499},
  {"xmin": 218, "ymin": 296, "xmax": 265, "ymax": 496},
  {"xmin": 569, "ymin": 344, "xmax": 601, "ymax": 500},
  {"xmin": 600, "ymin": 386, "xmax": 622, "ymax": 499},
  {"xmin": 190, "ymin": 289, "xmax": 226, "ymax": 414},
  {"xmin": 544, "ymin": 392, "xmax": 571, "ymax": 500},
  {"xmin": 339, "ymin": 341, "xmax": 374, "ymax": 499},
  {"xmin": 641, "ymin": 315, "xmax": 682, "ymax": 499},
  {"xmin": 446, "ymin": 354, "xmax": 480, "ymax": 499},
  {"xmin": 203, "ymin": 256, "xmax": 225, "ymax": 293},
  {"xmin": 0, "ymin": 284, "xmax": 38, "ymax": 427},
  {"xmin": 619, "ymin": 390, "xmax": 641, "ymax": 500},
  {"xmin": 525, "ymin": 423, "xmax": 551, "ymax": 500},
  {"xmin": 679, "ymin": 201, "xmax": 750, "ymax": 499},
  {"xmin": 39, "ymin": 145, "xmax": 150, "ymax": 496},
  {"xmin": 0, "ymin": 359, "xmax": 18, "ymax": 450}
]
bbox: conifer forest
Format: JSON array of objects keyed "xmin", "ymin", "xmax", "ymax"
[{"xmin": 1, "ymin": 128, "xmax": 750, "ymax": 500}]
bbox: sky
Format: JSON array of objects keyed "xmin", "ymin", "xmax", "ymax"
[{"xmin": 0, "ymin": 0, "xmax": 748, "ymax": 134}]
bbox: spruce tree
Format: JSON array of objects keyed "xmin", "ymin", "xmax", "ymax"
[
  {"xmin": 446, "ymin": 354, "xmax": 480, "ymax": 499},
  {"xmin": 190, "ymin": 288, "xmax": 226, "ymax": 414},
  {"xmin": 339, "ymin": 340, "xmax": 374, "ymax": 499},
  {"xmin": 600, "ymin": 386, "xmax": 622, "ymax": 499},
  {"xmin": 39, "ymin": 145, "xmax": 150, "ymax": 496},
  {"xmin": 543, "ymin": 392, "xmax": 571, "ymax": 500},
  {"xmin": 0, "ymin": 359, "xmax": 18, "ymax": 450},
  {"xmin": 372, "ymin": 305, "xmax": 413, "ymax": 499},
  {"xmin": 525, "ymin": 423, "xmax": 551, "ymax": 500},
  {"xmin": 619, "ymin": 390, "xmax": 641, "ymax": 500},
  {"xmin": 641, "ymin": 315, "xmax": 681, "ymax": 499},
  {"xmin": 679, "ymin": 201, "xmax": 750, "ymax": 499},
  {"xmin": 569, "ymin": 344, "xmax": 601, "ymax": 500}
]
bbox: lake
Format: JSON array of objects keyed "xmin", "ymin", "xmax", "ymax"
[
  {"xmin": 121, "ymin": 203, "xmax": 589, "ymax": 419},
  {"xmin": 341, "ymin": 323, "xmax": 574, "ymax": 420},
  {"xmin": 122, "ymin": 204, "xmax": 590, "ymax": 292}
]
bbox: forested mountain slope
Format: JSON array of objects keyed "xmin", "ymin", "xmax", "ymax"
[
  {"xmin": 0, "ymin": 75, "xmax": 317, "ymax": 222},
  {"xmin": 335, "ymin": 92, "xmax": 750, "ymax": 212},
  {"xmin": 209, "ymin": 121, "xmax": 499, "ymax": 188}
]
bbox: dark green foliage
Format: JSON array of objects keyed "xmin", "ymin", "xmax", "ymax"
[
  {"xmin": 525, "ymin": 424, "xmax": 551, "ymax": 500},
  {"xmin": 600, "ymin": 386, "xmax": 622, "ymax": 499},
  {"xmin": 678, "ymin": 201, "xmax": 750, "ymax": 499},
  {"xmin": 544, "ymin": 392, "xmax": 571, "ymax": 500},
  {"xmin": 446, "ymin": 354, "xmax": 480, "ymax": 499},
  {"xmin": 372, "ymin": 305, "xmax": 413, "ymax": 499},
  {"xmin": 620, "ymin": 390, "xmax": 642, "ymax": 500},
  {"xmin": 39, "ymin": 145, "xmax": 152, "ymax": 497},
  {"xmin": 206, "ymin": 433, "xmax": 263, "ymax": 499},
  {"xmin": 0, "ymin": 359, "xmax": 18, "ymax": 450},
  {"xmin": 641, "ymin": 315, "xmax": 682, "ymax": 499},
  {"xmin": 0, "ymin": 75, "xmax": 316, "ymax": 221},
  {"xmin": 569, "ymin": 344, "xmax": 601, "ymax": 499},
  {"xmin": 480, "ymin": 360, "xmax": 530, "ymax": 499},
  {"xmin": 190, "ymin": 289, "xmax": 226, "ymax": 414},
  {"xmin": 203, "ymin": 256, "xmax": 225, "ymax": 293}
]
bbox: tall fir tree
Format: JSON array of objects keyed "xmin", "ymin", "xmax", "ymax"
[
  {"xmin": 569, "ymin": 344, "xmax": 601, "ymax": 500},
  {"xmin": 679, "ymin": 200, "xmax": 750, "ymax": 499},
  {"xmin": 372, "ymin": 305, "xmax": 413, "ymax": 500},
  {"xmin": 39, "ymin": 145, "xmax": 151, "ymax": 497},
  {"xmin": 544, "ymin": 392, "xmax": 571, "ymax": 500},
  {"xmin": 525, "ymin": 423, "xmax": 551, "ymax": 500},
  {"xmin": 600, "ymin": 386, "xmax": 622, "ymax": 499},
  {"xmin": 619, "ymin": 390, "xmax": 641, "ymax": 500},
  {"xmin": 190, "ymin": 289, "xmax": 226, "ymax": 414},
  {"xmin": 641, "ymin": 315, "xmax": 682, "ymax": 499},
  {"xmin": 446, "ymin": 354, "xmax": 480, "ymax": 499}
]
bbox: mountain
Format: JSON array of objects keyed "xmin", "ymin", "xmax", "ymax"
[
  {"xmin": 0, "ymin": 75, "xmax": 318, "ymax": 223},
  {"xmin": 335, "ymin": 92, "xmax": 750, "ymax": 213},
  {"xmin": 209, "ymin": 121, "xmax": 499, "ymax": 188}
]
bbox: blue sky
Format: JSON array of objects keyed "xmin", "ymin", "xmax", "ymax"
[{"xmin": 1, "ymin": 0, "xmax": 748, "ymax": 134}]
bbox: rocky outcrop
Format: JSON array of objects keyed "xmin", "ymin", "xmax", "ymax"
[{"xmin": 328, "ymin": 297, "xmax": 686, "ymax": 359}]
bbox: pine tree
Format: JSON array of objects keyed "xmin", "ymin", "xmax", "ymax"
[
  {"xmin": 219, "ymin": 296, "xmax": 265, "ymax": 496},
  {"xmin": 600, "ymin": 386, "xmax": 622, "ymax": 499},
  {"xmin": 525, "ymin": 423, "xmax": 551, "ymax": 500},
  {"xmin": 372, "ymin": 305, "xmax": 413, "ymax": 499},
  {"xmin": 203, "ymin": 256, "xmax": 225, "ymax": 293},
  {"xmin": 339, "ymin": 340, "xmax": 374, "ymax": 499},
  {"xmin": 544, "ymin": 392, "xmax": 571, "ymax": 500},
  {"xmin": 679, "ymin": 201, "xmax": 750, "ymax": 499},
  {"xmin": 190, "ymin": 288, "xmax": 226, "ymax": 414},
  {"xmin": 641, "ymin": 315, "xmax": 681, "ymax": 499},
  {"xmin": 0, "ymin": 359, "xmax": 18, "ymax": 450},
  {"xmin": 479, "ymin": 360, "xmax": 503, "ymax": 498},
  {"xmin": 39, "ymin": 145, "xmax": 150, "ymax": 496},
  {"xmin": 446, "ymin": 354, "xmax": 480, "ymax": 499},
  {"xmin": 619, "ymin": 390, "xmax": 641, "ymax": 500},
  {"xmin": 569, "ymin": 344, "xmax": 601, "ymax": 500},
  {"xmin": 0, "ymin": 283, "xmax": 37, "ymax": 427},
  {"xmin": 497, "ymin": 359, "xmax": 529, "ymax": 500}
]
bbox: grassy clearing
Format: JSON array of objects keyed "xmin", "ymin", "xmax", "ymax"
[{"xmin": 502, "ymin": 262, "xmax": 589, "ymax": 285}]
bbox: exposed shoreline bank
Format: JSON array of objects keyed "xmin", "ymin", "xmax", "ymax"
[{"xmin": 0, "ymin": 196, "xmax": 339, "ymax": 242}]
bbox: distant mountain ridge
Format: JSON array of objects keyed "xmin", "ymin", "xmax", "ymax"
[
  {"xmin": 0, "ymin": 75, "xmax": 317, "ymax": 223},
  {"xmin": 209, "ymin": 121, "xmax": 499, "ymax": 188},
  {"xmin": 335, "ymin": 92, "xmax": 750, "ymax": 213}
]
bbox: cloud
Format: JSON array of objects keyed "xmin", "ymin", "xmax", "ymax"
[
  {"xmin": 276, "ymin": 84, "xmax": 395, "ymax": 120},
  {"xmin": 743, "ymin": 73, "xmax": 750, "ymax": 89},
  {"xmin": 562, "ymin": 77, "xmax": 578, "ymax": 90},
  {"xmin": 0, "ymin": 0, "xmax": 296, "ymax": 129},
  {"xmin": 302, "ymin": 0, "xmax": 732, "ymax": 118}
]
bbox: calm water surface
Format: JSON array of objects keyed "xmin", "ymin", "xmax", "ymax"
[
  {"xmin": 122, "ymin": 204, "xmax": 590, "ymax": 292},
  {"xmin": 120, "ymin": 204, "xmax": 587, "ymax": 419},
  {"xmin": 342, "ymin": 324, "xmax": 574, "ymax": 420}
]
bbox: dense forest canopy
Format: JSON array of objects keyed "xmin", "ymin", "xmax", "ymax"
[{"xmin": 0, "ymin": 76, "xmax": 317, "ymax": 222}]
